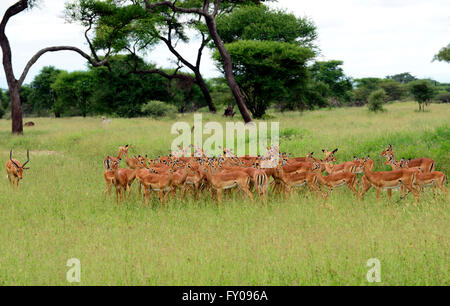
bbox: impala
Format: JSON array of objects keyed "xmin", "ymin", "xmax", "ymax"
[
  {"xmin": 385, "ymin": 156, "xmax": 447, "ymax": 195},
  {"xmin": 103, "ymin": 157, "xmax": 115, "ymax": 197},
  {"xmin": 6, "ymin": 150, "xmax": 30, "ymax": 190},
  {"xmin": 103, "ymin": 145, "xmax": 129, "ymax": 171},
  {"xmin": 315, "ymin": 168, "xmax": 359, "ymax": 200},
  {"xmin": 140, "ymin": 168, "xmax": 174, "ymax": 208},
  {"xmin": 323, "ymin": 157, "xmax": 363, "ymax": 174},
  {"xmin": 322, "ymin": 148, "xmax": 338, "ymax": 163},
  {"xmin": 183, "ymin": 165, "xmax": 205, "ymax": 200},
  {"xmin": 360, "ymin": 156, "xmax": 420, "ymax": 202},
  {"xmin": 110, "ymin": 158, "xmax": 138, "ymax": 205},
  {"xmin": 202, "ymin": 166, "xmax": 253, "ymax": 203},
  {"xmin": 276, "ymin": 162, "xmax": 322, "ymax": 198},
  {"xmin": 381, "ymin": 144, "xmax": 435, "ymax": 173}
]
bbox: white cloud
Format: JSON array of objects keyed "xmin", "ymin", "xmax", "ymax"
[
  {"xmin": 0, "ymin": 0, "xmax": 449, "ymax": 90},
  {"xmin": 271, "ymin": 0, "xmax": 450, "ymax": 81}
]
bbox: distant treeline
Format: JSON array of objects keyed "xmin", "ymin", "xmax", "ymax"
[{"xmin": 0, "ymin": 59, "xmax": 448, "ymax": 120}]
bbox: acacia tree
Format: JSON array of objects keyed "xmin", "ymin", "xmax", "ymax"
[
  {"xmin": 409, "ymin": 80, "xmax": 436, "ymax": 111},
  {"xmin": 143, "ymin": 0, "xmax": 259, "ymax": 123},
  {"xmin": 0, "ymin": 0, "xmax": 111, "ymax": 134}
]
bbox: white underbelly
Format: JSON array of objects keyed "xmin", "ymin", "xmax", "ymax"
[
  {"xmin": 223, "ymin": 183, "xmax": 237, "ymax": 189},
  {"xmin": 151, "ymin": 186, "xmax": 172, "ymax": 192},
  {"xmin": 383, "ymin": 184, "xmax": 401, "ymax": 190},
  {"xmin": 334, "ymin": 182, "xmax": 346, "ymax": 188}
]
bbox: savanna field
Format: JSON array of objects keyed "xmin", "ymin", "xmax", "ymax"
[{"xmin": 0, "ymin": 102, "xmax": 449, "ymax": 285}]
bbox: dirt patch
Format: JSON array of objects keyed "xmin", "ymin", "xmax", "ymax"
[
  {"xmin": 29, "ymin": 150, "xmax": 62, "ymax": 156},
  {"xmin": 0, "ymin": 150, "xmax": 62, "ymax": 156}
]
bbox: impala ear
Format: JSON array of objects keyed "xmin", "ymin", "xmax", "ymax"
[
  {"xmin": 388, "ymin": 144, "xmax": 392, "ymax": 148},
  {"xmin": 332, "ymin": 148, "xmax": 338, "ymax": 154},
  {"xmin": 23, "ymin": 167, "xmax": 30, "ymax": 170}
]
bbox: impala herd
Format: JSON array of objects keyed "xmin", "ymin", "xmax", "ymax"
[
  {"xmin": 4, "ymin": 144, "xmax": 447, "ymax": 206},
  {"xmin": 97, "ymin": 144, "xmax": 447, "ymax": 208}
]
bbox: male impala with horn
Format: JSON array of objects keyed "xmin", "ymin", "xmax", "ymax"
[{"xmin": 6, "ymin": 150, "xmax": 30, "ymax": 189}]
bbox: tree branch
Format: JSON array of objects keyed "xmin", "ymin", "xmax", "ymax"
[
  {"xmin": 18, "ymin": 46, "xmax": 109, "ymax": 87},
  {"xmin": 143, "ymin": 0, "xmax": 206, "ymax": 16},
  {"xmin": 0, "ymin": 0, "xmax": 27, "ymax": 34}
]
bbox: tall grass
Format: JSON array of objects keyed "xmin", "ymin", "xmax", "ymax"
[{"xmin": 0, "ymin": 102, "xmax": 448, "ymax": 285}]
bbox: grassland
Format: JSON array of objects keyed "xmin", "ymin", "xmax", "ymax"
[{"xmin": 0, "ymin": 102, "xmax": 448, "ymax": 285}]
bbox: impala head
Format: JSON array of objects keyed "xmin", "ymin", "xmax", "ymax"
[
  {"xmin": 9, "ymin": 150, "xmax": 30, "ymax": 180},
  {"xmin": 119, "ymin": 144, "xmax": 130, "ymax": 157},
  {"xmin": 362, "ymin": 155, "xmax": 374, "ymax": 171},
  {"xmin": 381, "ymin": 144, "xmax": 393, "ymax": 158},
  {"xmin": 384, "ymin": 154, "xmax": 395, "ymax": 165},
  {"xmin": 110, "ymin": 158, "xmax": 121, "ymax": 170},
  {"xmin": 322, "ymin": 148, "xmax": 338, "ymax": 162},
  {"xmin": 312, "ymin": 162, "xmax": 321, "ymax": 172}
]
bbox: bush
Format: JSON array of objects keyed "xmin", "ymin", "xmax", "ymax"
[
  {"xmin": 435, "ymin": 92, "xmax": 450, "ymax": 103},
  {"xmin": 367, "ymin": 89, "xmax": 386, "ymax": 112},
  {"xmin": 141, "ymin": 100, "xmax": 177, "ymax": 118},
  {"xmin": 0, "ymin": 104, "xmax": 4, "ymax": 119}
]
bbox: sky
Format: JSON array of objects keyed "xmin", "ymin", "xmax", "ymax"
[{"xmin": 0, "ymin": 0, "xmax": 449, "ymax": 89}]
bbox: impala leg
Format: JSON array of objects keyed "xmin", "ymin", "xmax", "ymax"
[
  {"xmin": 240, "ymin": 184, "xmax": 254, "ymax": 202},
  {"xmin": 359, "ymin": 177, "xmax": 371, "ymax": 201},
  {"xmin": 138, "ymin": 181, "xmax": 142, "ymax": 199},
  {"xmin": 164, "ymin": 189, "xmax": 170, "ymax": 205},
  {"xmin": 387, "ymin": 189, "xmax": 392, "ymax": 201},
  {"xmin": 143, "ymin": 186, "xmax": 149, "ymax": 205},
  {"xmin": 347, "ymin": 182, "xmax": 358, "ymax": 199},
  {"xmin": 195, "ymin": 183, "xmax": 200, "ymax": 200},
  {"xmin": 376, "ymin": 188, "xmax": 381, "ymax": 202},
  {"xmin": 308, "ymin": 181, "xmax": 321, "ymax": 199},
  {"xmin": 114, "ymin": 185, "xmax": 119, "ymax": 206},
  {"xmin": 216, "ymin": 188, "xmax": 222, "ymax": 204},
  {"xmin": 438, "ymin": 177, "xmax": 447, "ymax": 195},
  {"xmin": 159, "ymin": 190, "xmax": 164, "ymax": 209},
  {"xmin": 105, "ymin": 179, "xmax": 112, "ymax": 197},
  {"xmin": 126, "ymin": 184, "xmax": 132, "ymax": 199},
  {"xmin": 7, "ymin": 173, "xmax": 12, "ymax": 188},
  {"xmin": 404, "ymin": 183, "xmax": 420, "ymax": 202}
]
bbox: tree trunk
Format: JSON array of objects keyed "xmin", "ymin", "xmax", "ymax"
[
  {"xmin": 10, "ymin": 84, "xmax": 23, "ymax": 134},
  {"xmin": 195, "ymin": 73, "xmax": 216, "ymax": 113},
  {"xmin": 204, "ymin": 15, "xmax": 253, "ymax": 123}
]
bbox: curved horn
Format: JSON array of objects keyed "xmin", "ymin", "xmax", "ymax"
[
  {"xmin": 9, "ymin": 150, "xmax": 21, "ymax": 168},
  {"xmin": 22, "ymin": 150, "xmax": 30, "ymax": 167}
]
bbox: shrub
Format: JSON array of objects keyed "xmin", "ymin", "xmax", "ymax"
[
  {"xmin": 367, "ymin": 89, "xmax": 387, "ymax": 112},
  {"xmin": 141, "ymin": 100, "xmax": 177, "ymax": 118},
  {"xmin": 0, "ymin": 104, "xmax": 4, "ymax": 119}
]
